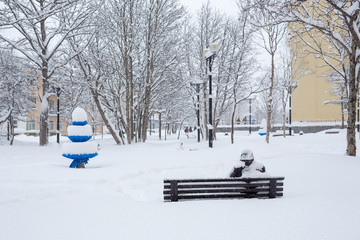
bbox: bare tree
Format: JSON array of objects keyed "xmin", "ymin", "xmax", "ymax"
[
  {"xmin": 219, "ymin": 14, "xmax": 259, "ymax": 144},
  {"xmin": 277, "ymin": 42, "xmax": 301, "ymax": 137},
  {"xmin": 240, "ymin": 0, "xmax": 286, "ymax": 143},
  {"xmin": 0, "ymin": 0, "xmax": 96, "ymax": 146},
  {"xmin": 259, "ymin": 0, "xmax": 360, "ymax": 155},
  {"xmin": 0, "ymin": 50, "xmax": 34, "ymax": 145}
]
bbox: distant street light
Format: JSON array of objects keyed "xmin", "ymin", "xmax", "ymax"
[
  {"xmin": 203, "ymin": 43, "xmax": 219, "ymax": 148},
  {"xmin": 56, "ymin": 87, "xmax": 61, "ymax": 144},
  {"xmin": 248, "ymin": 98, "xmax": 255, "ymax": 134},
  {"xmin": 288, "ymin": 84, "xmax": 297, "ymax": 136}
]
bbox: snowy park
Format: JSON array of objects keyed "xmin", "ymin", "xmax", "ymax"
[
  {"xmin": 1, "ymin": 130, "xmax": 360, "ymax": 240},
  {"xmin": 2, "ymin": 1, "xmax": 360, "ymax": 239}
]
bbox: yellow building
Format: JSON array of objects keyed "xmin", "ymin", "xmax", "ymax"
[
  {"xmin": 24, "ymin": 76, "xmax": 68, "ymax": 136},
  {"xmin": 291, "ymin": 24, "xmax": 346, "ymax": 123},
  {"xmin": 22, "ymin": 75, "xmax": 105, "ymax": 137}
]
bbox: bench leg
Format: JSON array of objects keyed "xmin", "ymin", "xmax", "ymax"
[
  {"xmin": 170, "ymin": 181, "xmax": 178, "ymax": 202},
  {"xmin": 269, "ymin": 179, "xmax": 277, "ymax": 198}
]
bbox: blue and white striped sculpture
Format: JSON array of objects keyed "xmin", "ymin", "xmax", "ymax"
[{"xmin": 62, "ymin": 107, "xmax": 98, "ymax": 168}]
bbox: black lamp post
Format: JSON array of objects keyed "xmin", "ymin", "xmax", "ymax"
[
  {"xmin": 289, "ymin": 91, "xmax": 292, "ymax": 136},
  {"xmin": 56, "ymin": 87, "xmax": 61, "ymax": 144},
  {"xmin": 288, "ymin": 84, "xmax": 297, "ymax": 136},
  {"xmin": 204, "ymin": 43, "xmax": 219, "ymax": 148}
]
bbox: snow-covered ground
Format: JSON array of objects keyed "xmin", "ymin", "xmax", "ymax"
[{"xmin": 1, "ymin": 130, "xmax": 360, "ymax": 240}]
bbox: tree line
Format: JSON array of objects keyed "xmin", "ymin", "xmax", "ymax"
[
  {"xmin": 1, "ymin": 0, "xmax": 273, "ymax": 146},
  {"xmin": 2, "ymin": 0, "xmax": 353, "ymax": 155}
]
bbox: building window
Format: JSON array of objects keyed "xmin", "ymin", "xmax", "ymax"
[
  {"xmin": 29, "ymin": 97, "xmax": 37, "ymax": 108},
  {"xmin": 26, "ymin": 120, "xmax": 36, "ymax": 130},
  {"xmin": 59, "ymin": 121, "xmax": 63, "ymax": 131},
  {"xmin": 49, "ymin": 120, "xmax": 54, "ymax": 131},
  {"xmin": 49, "ymin": 100, "xmax": 55, "ymax": 114},
  {"xmin": 13, "ymin": 120, "xmax": 18, "ymax": 128},
  {"xmin": 27, "ymin": 76, "xmax": 37, "ymax": 86}
]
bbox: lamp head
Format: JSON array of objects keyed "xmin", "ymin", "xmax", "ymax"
[{"xmin": 209, "ymin": 43, "xmax": 219, "ymax": 53}]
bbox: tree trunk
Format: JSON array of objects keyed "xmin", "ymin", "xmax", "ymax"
[
  {"xmin": 346, "ymin": 49, "xmax": 357, "ymax": 156},
  {"xmin": 266, "ymin": 53, "xmax": 275, "ymax": 144},
  {"xmin": 282, "ymin": 109, "xmax": 286, "ymax": 138},
  {"xmin": 231, "ymin": 103, "xmax": 236, "ymax": 144},
  {"xmin": 92, "ymin": 91, "xmax": 121, "ymax": 145},
  {"xmin": 7, "ymin": 120, "xmax": 9, "ymax": 141},
  {"xmin": 39, "ymin": 15, "xmax": 48, "ymax": 146},
  {"xmin": 9, "ymin": 115, "xmax": 14, "ymax": 145},
  {"xmin": 341, "ymin": 97, "xmax": 345, "ymax": 129},
  {"xmin": 159, "ymin": 112, "xmax": 162, "ymax": 140},
  {"xmin": 125, "ymin": 63, "xmax": 132, "ymax": 144},
  {"xmin": 39, "ymin": 79, "xmax": 49, "ymax": 146},
  {"xmin": 142, "ymin": 87, "xmax": 151, "ymax": 142}
]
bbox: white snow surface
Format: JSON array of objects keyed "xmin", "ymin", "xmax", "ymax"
[
  {"xmin": 1, "ymin": 130, "xmax": 360, "ymax": 240},
  {"xmin": 67, "ymin": 124, "xmax": 92, "ymax": 136},
  {"xmin": 62, "ymin": 141, "xmax": 98, "ymax": 155},
  {"xmin": 72, "ymin": 107, "xmax": 87, "ymax": 122}
]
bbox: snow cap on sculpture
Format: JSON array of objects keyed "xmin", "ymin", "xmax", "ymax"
[{"xmin": 72, "ymin": 107, "xmax": 88, "ymax": 125}]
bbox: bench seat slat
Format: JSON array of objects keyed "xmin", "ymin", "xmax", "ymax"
[
  {"xmin": 164, "ymin": 192, "xmax": 283, "ymax": 200},
  {"xmin": 164, "ymin": 177, "xmax": 284, "ymax": 184},
  {"xmin": 164, "ymin": 182, "xmax": 283, "ymax": 189},
  {"xmin": 164, "ymin": 187, "xmax": 283, "ymax": 195}
]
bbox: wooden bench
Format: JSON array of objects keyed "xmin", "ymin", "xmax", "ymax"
[
  {"xmin": 163, "ymin": 177, "xmax": 284, "ymax": 202},
  {"xmin": 325, "ymin": 130, "xmax": 340, "ymax": 134}
]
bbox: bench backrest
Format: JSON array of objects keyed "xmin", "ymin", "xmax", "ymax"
[{"xmin": 164, "ymin": 177, "xmax": 284, "ymax": 202}]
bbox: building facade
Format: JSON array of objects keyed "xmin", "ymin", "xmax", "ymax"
[{"xmin": 291, "ymin": 23, "xmax": 346, "ymax": 123}]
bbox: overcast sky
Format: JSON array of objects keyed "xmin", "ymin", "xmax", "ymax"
[
  {"xmin": 180, "ymin": 0, "xmax": 238, "ymax": 16},
  {"xmin": 180, "ymin": 0, "xmax": 271, "ymax": 71}
]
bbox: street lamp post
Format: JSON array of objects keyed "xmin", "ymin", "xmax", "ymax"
[
  {"xmin": 204, "ymin": 43, "xmax": 219, "ymax": 148},
  {"xmin": 289, "ymin": 92, "xmax": 292, "ymax": 136},
  {"xmin": 56, "ymin": 87, "xmax": 61, "ymax": 144},
  {"xmin": 288, "ymin": 84, "xmax": 297, "ymax": 136}
]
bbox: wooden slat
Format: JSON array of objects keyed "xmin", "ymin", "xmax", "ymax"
[
  {"xmin": 164, "ymin": 177, "xmax": 284, "ymax": 184},
  {"xmin": 164, "ymin": 192, "xmax": 283, "ymax": 201},
  {"xmin": 164, "ymin": 182, "xmax": 283, "ymax": 189},
  {"xmin": 163, "ymin": 187, "xmax": 283, "ymax": 195}
]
